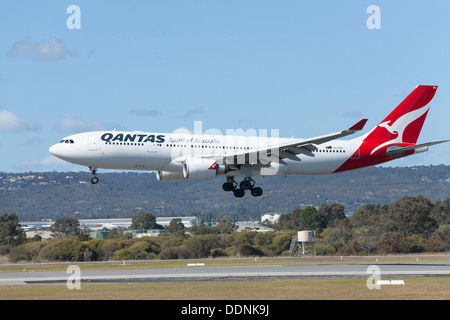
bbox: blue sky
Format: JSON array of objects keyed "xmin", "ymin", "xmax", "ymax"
[{"xmin": 0, "ymin": 1, "xmax": 449, "ymax": 172}]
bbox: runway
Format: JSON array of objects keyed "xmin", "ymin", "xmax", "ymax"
[{"xmin": 1, "ymin": 263, "xmax": 449, "ymax": 285}]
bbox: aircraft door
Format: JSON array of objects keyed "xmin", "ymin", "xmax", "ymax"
[
  {"xmin": 147, "ymin": 142, "xmax": 157, "ymax": 153},
  {"xmin": 88, "ymin": 136, "xmax": 98, "ymax": 151}
]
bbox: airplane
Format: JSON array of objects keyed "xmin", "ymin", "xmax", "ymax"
[{"xmin": 49, "ymin": 85, "xmax": 448, "ymax": 198}]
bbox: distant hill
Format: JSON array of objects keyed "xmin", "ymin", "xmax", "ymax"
[{"xmin": 1, "ymin": 165, "xmax": 449, "ymax": 221}]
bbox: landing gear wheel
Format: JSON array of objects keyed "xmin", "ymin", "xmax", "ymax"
[
  {"xmin": 233, "ymin": 188, "xmax": 245, "ymax": 198},
  {"xmin": 90, "ymin": 176, "xmax": 99, "ymax": 184},
  {"xmin": 223, "ymin": 177, "xmax": 237, "ymax": 192},
  {"xmin": 89, "ymin": 166, "xmax": 99, "ymax": 185},
  {"xmin": 240, "ymin": 180, "xmax": 252, "ymax": 190},
  {"xmin": 222, "ymin": 182, "xmax": 235, "ymax": 192},
  {"xmin": 250, "ymin": 187, "xmax": 263, "ymax": 197},
  {"xmin": 240, "ymin": 178, "xmax": 255, "ymax": 190}
]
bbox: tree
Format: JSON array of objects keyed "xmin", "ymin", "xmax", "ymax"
[
  {"xmin": 299, "ymin": 206, "xmax": 324, "ymax": 230},
  {"xmin": 0, "ymin": 213, "xmax": 26, "ymax": 246},
  {"xmin": 130, "ymin": 213, "xmax": 162, "ymax": 231},
  {"xmin": 384, "ymin": 196, "xmax": 437, "ymax": 238},
  {"xmin": 431, "ymin": 198, "xmax": 450, "ymax": 225},
  {"xmin": 318, "ymin": 203, "xmax": 347, "ymax": 228},
  {"xmin": 215, "ymin": 219, "xmax": 237, "ymax": 234},
  {"xmin": 349, "ymin": 203, "xmax": 388, "ymax": 229},
  {"xmin": 50, "ymin": 217, "xmax": 81, "ymax": 238},
  {"xmin": 161, "ymin": 218, "xmax": 185, "ymax": 237},
  {"xmin": 274, "ymin": 206, "xmax": 327, "ymax": 231},
  {"xmin": 432, "ymin": 224, "xmax": 450, "ymax": 251}
]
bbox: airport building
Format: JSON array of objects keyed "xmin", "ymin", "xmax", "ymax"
[
  {"xmin": 21, "ymin": 216, "xmax": 198, "ymax": 239},
  {"xmin": 21, "ymin": 215, "xmax": 273, "ymax": 239},
  {"xmin": 21, "ymin": 217, "xmax": 198, "ymax": 231}
]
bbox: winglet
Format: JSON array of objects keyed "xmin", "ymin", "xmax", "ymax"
[{"xmin": 348, "ymin": 119, "xmax": 368, "ymax": 131}]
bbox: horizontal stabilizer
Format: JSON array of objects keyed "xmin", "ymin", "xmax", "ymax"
[{"xmin": 387, "ymin": 140, "xmax": 449, "ymax": 157}]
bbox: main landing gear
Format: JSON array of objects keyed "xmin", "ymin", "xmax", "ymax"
[
  {"xmin": 222, "ymin": 177, "xmax": 263, "ymax": 198},
  {"xmin": 89, "ymin": 167, "xmax": 99, "ymax": 184}
]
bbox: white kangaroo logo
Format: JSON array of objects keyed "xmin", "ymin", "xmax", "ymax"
[
  {"xmin": 378, "ymin": 121, "xmax": 398, "ymax": 135},
  {"xmin": 370, "ymin": 104, "xmax": 430, "ymax": 155}
]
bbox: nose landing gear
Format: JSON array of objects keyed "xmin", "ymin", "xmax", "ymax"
[
  {"xmin": 89, "ymin": 167, "xmax": 99, "ymax": 184},
  {"xmin": 222, "ymin": 177, "xmax": 263, "ymax": 198}
]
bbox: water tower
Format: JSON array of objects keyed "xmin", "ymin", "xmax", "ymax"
[{"xmin": 290, "ymin": 230, "xmax": 316, "ymax": 256}]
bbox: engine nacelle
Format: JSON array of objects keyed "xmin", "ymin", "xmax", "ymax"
[
  {"xmin": 183, "ymin": 158, "xmax": 219, "ymax": 179},
  {"xmin": 156, "ymin": 170, "xmax": 186, "ymax": 182}
]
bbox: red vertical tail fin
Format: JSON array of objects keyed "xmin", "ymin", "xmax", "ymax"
[
  {"xmin": 334, "ymin": 85, "xmax": 439, "ymax": 173},
  {"xmin": 364, "ymin": 85, "xmax": 437, "ymax": 145}
]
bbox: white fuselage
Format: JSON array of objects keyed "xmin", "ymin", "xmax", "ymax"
[
  {"xmin": 47, "ymin": 86, "xmax": 446, "ymax": 197},
  {"xmin": 49, "ymin": 131, "xmax": 358, "ymax": 177}
]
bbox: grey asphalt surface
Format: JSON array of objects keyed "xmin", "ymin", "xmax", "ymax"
[{"xmin": 0, "ymin": 263, "xmax": 449, "ymax": 285}]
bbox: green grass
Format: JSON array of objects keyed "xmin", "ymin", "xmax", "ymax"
[
  {"xmin": 1, "ymin": 277, "xmax": 449, "ymax": 300},
  {"xmin": 1, "ymin": 254, "xmax": 449, "ymax": 300}
]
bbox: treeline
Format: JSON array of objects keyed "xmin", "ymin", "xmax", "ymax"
[
  {"xmin": 273, "ymin": 196, "xmax": 449, "ymax": 255},
  {"xmin": 1, "ymin": 217, "xmax": 294, "ymax": 262},
  {"xmin": 0, "ymin": 196, "xmax": 449, "ymax": 262}
]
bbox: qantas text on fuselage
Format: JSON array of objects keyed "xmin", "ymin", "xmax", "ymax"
[{"xmin": 49, "ymin": 85, "xmax": 448, "ymax": 197}]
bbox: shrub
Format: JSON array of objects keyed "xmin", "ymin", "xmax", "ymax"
[
  {"xmin": 9, "ymin": 241, "xmax": 46, "ymax": 262},
  {"xmin": 37, "ymin": 237, "xmax": 88, "ymax": 261},
  {"xmin": 159, "ymin": 245, "xmax": 190, "ymax": 259},
  {"xmin": 210, "ymin": 248, "xmax": 228, "ymax": 258},
  {"xmin": 315, "ymin": 243, "xmax": 336, "ymax": 256},
  {"xmin": 185, "ymin": 234, "xmax": 221, "ymax": 258},
  {"xmin": 272, "ymin": 232, "xmax": 294, "ymax": 252},
  {"xmin": 128, "ymin": 241, "xmax": 152, "ymax": 260},
  {"xmin": 113, "ymin": 248, "xmax": 134, "ymax": 260},
  {"xmin": 261, "ymin": 244, "xmax": 281, "ymax": 257},
  {"xmin": 98, "ymin": 240, "xmax": 122, "ymax": 260},
  {"xmin": 238, "ymin": 244, "xmax": 263, "ymax": 257}
]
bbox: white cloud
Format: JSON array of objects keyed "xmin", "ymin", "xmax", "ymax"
[
  {"xmin": 54, "ymin": 117, "xmax": 106, "ymax": 132},
  {"xmin": 0, "ymin": 110, "xmax": 40, "ymax": 134},
  {"xmin": 8, "ymin": 38, "xmax": 73, "ymax": 61}
]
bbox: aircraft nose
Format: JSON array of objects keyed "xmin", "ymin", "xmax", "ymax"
[{"xmin": 49, "ymin": 143, "xmax": 63, "ymax": 158}]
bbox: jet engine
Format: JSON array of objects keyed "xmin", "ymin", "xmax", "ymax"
[
  {"xmin": 156, "ymin": 171, "xmax": 186, "ymax": 182},
  {"xmin": 183, "ymin": 158, "xmax": 221, "ymax": 179}
]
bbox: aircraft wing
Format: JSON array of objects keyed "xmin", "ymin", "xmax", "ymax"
[{"xmin": 214, "ymin": 119, "xmax": 368, "ymax": 165}]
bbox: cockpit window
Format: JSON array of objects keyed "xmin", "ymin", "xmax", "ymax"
[{"xmin": 60, "ymin": 139, "xmax": 75, "ymax": 144}]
